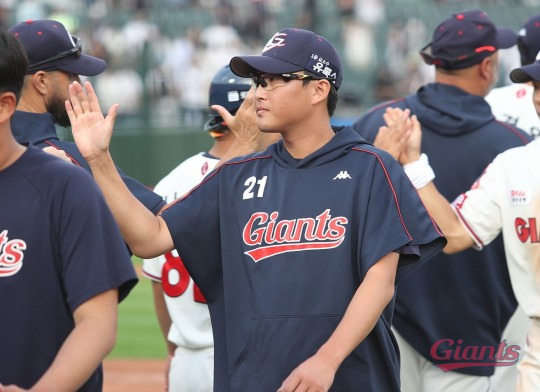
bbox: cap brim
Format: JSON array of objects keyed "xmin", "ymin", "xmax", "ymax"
[
  {"xmin": 510, "ymin": 62, "xmax": 540, "ymax": 83},
  {"xmin": 497, "ymin": 27, "xmax": 518, "ymax": 49},
  {"xmin": 230, "ymin": 55, "xmax": 303, "ymax": 77},
  {"xmin": 55, "ymin": 54, "xmax": 107, "ymax": 76}
]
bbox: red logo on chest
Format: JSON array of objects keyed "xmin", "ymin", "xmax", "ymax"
[
  {"xmin": 242, "ymin": 209, "xmax": 347, "ymax": 262},
  {"xmin": 0, "ymin": 230, "xmax": 27, "ymax": 277}
]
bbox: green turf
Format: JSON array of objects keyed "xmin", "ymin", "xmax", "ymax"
[{"xmin": 108, "ymin": 257, "xmax": 167, "ymax": 359}]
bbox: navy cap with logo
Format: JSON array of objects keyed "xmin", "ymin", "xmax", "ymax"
[
  {"xmin": 230, "ymin": 28, "xmax": 343, "ymax": 90},
  {"xmin": 517, "ymin": 14, "xmax": 540, "ymax": 66},
  {"xmin": 8, "ymin": 19, "xmax": 106, "ymax": 76},
  {"xmin": 420, "ymin": 10, "xmax": 517, "ymax": 70}
]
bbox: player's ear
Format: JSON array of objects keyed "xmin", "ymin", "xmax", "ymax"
[
  {"xmin": 0, "ymin": 91, "xmax": 17, "ymax": 123},
  {"xmin": 29, "ymin": 71, "xmax": 50, "ymax": 96},
  {"xmin": 311, "ymin": 79, "xmax": 330, "ymax": 107}
]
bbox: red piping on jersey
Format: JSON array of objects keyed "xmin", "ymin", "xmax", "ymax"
[
  {"xmin": 141, "ymin": 269, "xmax": 162, "ymax": 283},
  {"xmin": 453, "ymin": 205, "xmax": 485, "ymax": 247},
  {"xmin": 495, "ymin": 121, "xmax": 531, "ymax": 144},
  {"xmin": 43, "ymin": 140, "xmax": 82, "ymax": 167},
  {"xmin": 352, "ymin": 148, "xmax": 419, "ymax": 241},
  {"xmin": 162, "ymin": 155, "xmax": 272, "ymax": 211}
]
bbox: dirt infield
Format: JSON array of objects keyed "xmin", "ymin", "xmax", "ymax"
[{"xmin": 103, "ymin": 358, "xmax": 166, "ymax": 392}]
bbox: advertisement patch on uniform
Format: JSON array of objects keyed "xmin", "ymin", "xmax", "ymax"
[{"xmin": 510, "ymin": 189, "xmax": 530, "ymax": 206}]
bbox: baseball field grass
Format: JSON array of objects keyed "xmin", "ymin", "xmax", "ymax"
[{"xmin": 108, "ymin": 257, "xmax": 167, "ymax": 359}]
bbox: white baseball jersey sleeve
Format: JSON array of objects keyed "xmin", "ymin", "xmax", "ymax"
[
  {"xmin": 486, "ymin": 83, "xmax": 540, "ymax": 138},
  {"xmin": 451, "ymin": 139, "xmax": 540, "ymax": 318},
  {"xmin": 143, "ymin": 152, "xmax": 219, "ymax": 348}
]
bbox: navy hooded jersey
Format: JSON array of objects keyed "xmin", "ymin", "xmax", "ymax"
[
  {"xmin": 0, "ymin": 147, "xmax": 137, "ymax": 390},
  {"xmin": 11, "ymin": 111, "xmax": 165, "ymax": 215},
  {"xmin": 352, "ymin": 83, "xmax": 531, "ymax": 375},
  {"xmin": 162, "ymin": 127, "xmax": 445, "ymax": 391}
]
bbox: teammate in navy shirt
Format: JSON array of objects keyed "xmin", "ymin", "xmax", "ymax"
[
  {"xmin": 8, "ymin": 19, "xmax": 165, "ymax": 216},
  {"xmin": 352, "ymin": 10, "xmax": 531, "ymax": 391},
  {"xmin": 66, "ymin": 28, "xmax": 446, "ymax": 391},
  {"xmin": 0, "ymin": 31, "xmax": 137, "ymax": 392}
]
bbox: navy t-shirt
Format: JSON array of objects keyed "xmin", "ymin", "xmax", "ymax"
[
  {"xmin": 162, "ymin": 127, "xmax": 445, "ymax": 391},
  {"xmin": 0, "ymin": 147, "xmax": 137, "ymax": 390}
]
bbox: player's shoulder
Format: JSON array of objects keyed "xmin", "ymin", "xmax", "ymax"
[
  {"xmin": 486, "ymin": 83, "xmax": 531, "ymax": 101},
  {"xmin": 18, "ymin": 146, "xmax": 97, "ymax": 195}
]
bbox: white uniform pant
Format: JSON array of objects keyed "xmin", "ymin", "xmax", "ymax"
[
  {"xmin": 169, "ymin": 345, "xmax": 214, "ymax": 392},
  {"xmin": 492, "ymin": 306, "xmax": 529, "ymax": 392},
  {"xmin": 517, "ymin": 317, "xmax": 540, "ymax": 392}
]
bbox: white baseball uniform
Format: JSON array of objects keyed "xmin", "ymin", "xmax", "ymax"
[
  {"xmin": 451, "ymin": 138, "xmax": 540, "ymax": 392},
  {"xmin": 143, "ymin": 152, "xmax": 218, "ymax": 392},
  {"xmin": 486, "ymin": 83, "xmax": 540, "ymax": 138}
]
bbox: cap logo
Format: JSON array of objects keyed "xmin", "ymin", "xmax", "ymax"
[{"xmin": 263, "ymin": 32, "xmax": 287, "ymax": 53}]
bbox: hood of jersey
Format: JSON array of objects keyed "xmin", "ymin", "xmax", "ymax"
[
  {"xmin": 405, "ymin": 83, "xmax": 495, "ymax": 137},
  {"xmin": 268, "ymin": 126, "xmax": 371, "ymax": 169}
]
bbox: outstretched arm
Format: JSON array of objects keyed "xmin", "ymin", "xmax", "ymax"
[
  {"xmin": 65, "ymin": 81, "xmax": 174, "ymax": 258},
  {"xmin": 376, "ymin": 108, "xmax": 474, "ymax": 253},
  {"xmin": 278, "ymin": 252, "xmax": 399, "ymax": 392}
]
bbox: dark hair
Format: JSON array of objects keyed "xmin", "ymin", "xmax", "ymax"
[
  {"xmin": 302, "ymin": 71, "xmax": 339, "ymax": 116},
  {"xmin": 0, "ymin": 31, "xmax": 28, "ymax": 101}
]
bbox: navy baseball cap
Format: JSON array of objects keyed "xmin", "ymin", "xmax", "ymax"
[
  {"xmin": 517, "ymin": 14, "xmax": 540, "ymax": 65},
  {"xmin": 509, "ymin": 53, "xmax": 540, "ymax": 83},
  {"xmin": 420, "ymin": 10, "xmax": 517, "ymax": 70},
  {"xmin": 230, "ymin": 28, "xmax": 343, "ymax": 90},
  {"xmin": 9, "ymin": 20, "xmax": 106, "ymax": 76}
]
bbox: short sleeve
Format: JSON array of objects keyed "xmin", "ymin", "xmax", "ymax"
[
  {"xmin": 54, "ymin": 170, "xmax": 137, "ymax": 310},
  {"xmin": 160, "ymin": 170, "xmax": 222, "ymax": 302},
  {"xmin": 451, "ymin": 162, "xmax": 502, "ymax": 249},
  {"xmin": 359, "ymin": 151, "xmax": 446, "ymax": 282}
]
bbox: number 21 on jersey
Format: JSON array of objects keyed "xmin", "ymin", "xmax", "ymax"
[{"xmin": 243, "ymin": 176, "xmax": 267, "ymax": 199}]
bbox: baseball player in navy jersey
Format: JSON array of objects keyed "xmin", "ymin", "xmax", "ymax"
[
  {"xmin": 7, "ymin": 19, "xmax": 165, "ymax": 218},
  {"xmin": 353, "ymin": 10, "xmax": 531, "ymax": 392},
  {"xmin": 0, "ymin": 31, "xmax": 137, "ymax": 392},
  {"xmin": 141, "ymin": 65, "xmax": 254, "ymax": 392},
  {"xmin": 486, "ymin": 13, "xmax": 540, "ymax": 139},
  {"xmin": 65, "ymin": 28, "xmax": 446, "ymax": 391},
  {"xmin": 377, "ymin": 56, "xmax": 540, "ymax": 388}
]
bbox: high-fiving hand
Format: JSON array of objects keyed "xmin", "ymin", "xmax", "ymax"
[{"xmin": 65, "ymin": 81, "xmax": 119, "ymax": 165}]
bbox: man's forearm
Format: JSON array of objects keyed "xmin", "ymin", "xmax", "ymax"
[
  {"xmin": 317, "ymin": 252, "xmax": 399, "ymax": 369},
  {"xmin": 417, "ymin": 183, "xmax": 474, "ymax": 253},
  {"xmin": 86, "ymin": 152, "xmax": 171, "ymax": 258}
]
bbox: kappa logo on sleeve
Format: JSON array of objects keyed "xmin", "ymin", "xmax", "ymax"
[
  {"xmin": 242, "ymin": 209, "xmax": 348, "ymax": 262},
  {"xmin": 0, "ymin": 230, "xmax": 27, "ymax": 277}
]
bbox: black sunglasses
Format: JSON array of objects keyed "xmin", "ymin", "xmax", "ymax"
[
  {"xmin": 250, "ymin": 72, "xmax": 328, "ymax": 90},
  {"xmin": 27, "ymin": 36, "xmax": 82, "ymax": 71},
  {"xmin": 420, "ymin": 43, "xmax": 495, "ymax": 68}
]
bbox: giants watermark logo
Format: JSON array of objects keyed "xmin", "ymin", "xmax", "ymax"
[
  {"xmin": 242, "ymin": 209, "xmax": 347, "ymax": 262},
  {"xmin": 430, "ymin": 339, "xmax": 521, "ymax": 371},
  {"xmin": 0, "ymin": 230, "xmax": 26, "ymax": 277}
]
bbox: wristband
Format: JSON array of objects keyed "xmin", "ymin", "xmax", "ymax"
[{"xmin": 403, "ymin": 153, "xmax": 435, "ymax": 189}]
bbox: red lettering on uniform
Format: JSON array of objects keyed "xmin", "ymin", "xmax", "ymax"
[
  {"xmin": 242, "ymin": 209, "xmax": 348, "ymax": 262},
  {"xmin": 161, "ymin": 252, "xmax": 207, "ymax": 303},
  {"xmin": 0, "ymin": 230, "xmax": 26, "ymax": 277},
  {"xmin": 515, "ymin": 217, "xmax": 540, "ymax": 243}
]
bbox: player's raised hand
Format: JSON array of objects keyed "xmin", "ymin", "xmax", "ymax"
[
  {"xmin": 211, "ymin": 87, "xmax": 260, "ymax": 151},
  {"xmin": 65, "ymin": 81, "xmax": 118, "ymax": 165},
  {"xmin": 399, "ymin": 113, "xmax": 422, "ymax": 165},
  {"xmin": 373, "ymin": 107, "xmax": 412, "ymax": 160}
]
